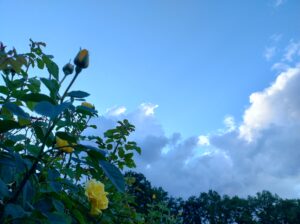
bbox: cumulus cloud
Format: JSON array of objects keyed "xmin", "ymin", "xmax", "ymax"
[
  {"xmin": 239, "ymin": 65, "xmax": 300, "ymax": 142},
  {"xmin": 208, "ymin": 64, "xmax": 300, "ymax": 198},
  {"xmin": 88, "ymin": 62, "xmax": 300, "ymax": 199}
]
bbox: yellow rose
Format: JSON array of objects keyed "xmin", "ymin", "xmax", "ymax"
[
  {"xmin": 74, "ymin": 49, "xmax": 89, "ymax": 69},
  {"xmin": 81, "ymin": 102, "xmax": 94, "ymax": 109},
  {"xmin": 85, "ymin": 179, "xmax": 109, "ymax": 216},
  {"xmin": 55, "ymin": 137, "xmax": 74, "ymax": 153}
]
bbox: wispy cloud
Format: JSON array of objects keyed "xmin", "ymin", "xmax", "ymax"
[
  {"xmin": 223, "ymin": 116, "xmax": 236, "ymax": 132},
  {"xmin": 274, "ymin": 0, "xmax": 286, "ymax": 7},
  {"xmin": 270, "ymin": 33, "xmax": 283, "ymax": 42},
  {"xmin": 263, "ymin": 34, "xmax": 282, "ymax": 61},
  {"xmin": 269, "ymin": 39, "xmax": 300, "ymax": 72},
  {"xmin": 264, "ymin": 46, "xmax": 276, "ymax": 61},
  {"xmin": 271, "ymin": 62, "xmax": 290, "ymax": 71},
  {"xmin": 283, "ymin": 40, "xmax": 300, "ymax": 62},
  {"xmin": 106, "ymin": 106, "xmax": 127, "ymax": 116}
]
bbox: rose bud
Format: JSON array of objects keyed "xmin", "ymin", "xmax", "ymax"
[
  {"xmin": 74, "ymin": 49, "xmax": 89, "ymax": 69},
  {"xmin": 63, "ymin": 62, "xmax": 74, "ymax": 75}
]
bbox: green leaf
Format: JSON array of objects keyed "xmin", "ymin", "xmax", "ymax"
[
  {"xmin": 4, "ymin": 203, "xmax": 27, "ymax": 219},
  {"xmin": 7, "ymin": 134, "xmax": 27, "ymax": 142},
  {"xmin": 99, "ymin": 160, "xmax": 125, "ymax": 192},
  {"xmin": 3, "ymin": 102, "xmax": 29, "ymax": 119},
  {"xmin": 27, "ymin": 145, "xmax": 40, "ymax": 157},
  {"xmin": 47, "ymin": 212, "xmax": 71, "ymax": 224},
  {"xmin": 78, "ymin": 144, "xmax": 107, "ymax": 158},
  {"xmin": 56, "ymin": 132, "xmax": 77, "ymax": 143},
  {"xmin": 34, "ymin": 101, "xmax": 71, "ymax": 119},
  {"xmin": 52, "ymin": 199, "xmax": 64, "ymax": 211},
  {"xmin": 28, "ymin": 77, "xmax": 41, "ymax": 90},
  {"xmin": 76, "ymin": 105, "xmax": 95, "ymax": 116},
  {"xmin": 73, "ymin": 209, "xmax": 87, "ymax": 224},
  {"xmin": 67, "ymin": 90, "xmax": 90, "ymax": 98},
  {"xmin": 135, "ymin": 146, "xmax": 142, "ymax": 154},
  {"xmin": 33, "ymin": 123, "xmax": 54, "ymax": 147},
  {"xmin": 104, "ymin": 129, "xmax": 116, "ymax": 138},
  {"xmin": 35, "ymin": 199, "xmax": 52, "ymax": 213},
  {"xmin": 34, "ymin": 101, "xmax": 54, "ymax": 117},
  {"xmin": 37, "ymin": 58, "xmax": 44, "ymax": 69},
  {"xmin": 43, "ymin": 55, "xmax": 59, "ymax": 80},
  {"xmin": 0, "ymin": 120, "xmax": 21, "ymax": 133},
  {"xmin": 20, "ymin": 93, "xmax": 55, "ymax": 104},
  {"xmin": 89, "ymin": 124, "xmax": 97, "ymax": 129},
  {"xmin": 10, "ymin": 58, "xmax": 22, "ymax": 73},
  {"xmin": 40, "ymin": 78, "xmax": 59, "ymax": 95},
  {"xmin": 0, "ymin": 178, "xmax": 9, "ymax": 198},
  {"xmin": 0, "ymin": 85, "xmax": 9, "ymax": 95},
  {"xmin": 22, "ymin": 181, "xmax": 35, "ymax": 208}
]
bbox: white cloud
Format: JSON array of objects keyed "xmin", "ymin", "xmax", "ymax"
[
  {"xmin": 106, "ymin": 106, "xmax": 127, "ymax": 116},
  {"xmin": 88, "ymin": 63, "xmax": 300, "ymax": 199},
  {"xmin": 239, "ymin": 65, "xmax": 300, "ymax": 142},
  {"xmin": 198, "ymin": 135, "xmax": 210, "ymax": 146},
  {"xmin": 139, "ymin": 103, "xmax": 158, "ymax": 116}
]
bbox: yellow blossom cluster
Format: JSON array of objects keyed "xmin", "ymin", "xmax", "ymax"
[
  {"xmin": 85, "ymin": 179, "xmax": 109, "ymax": 216},
  {"xmin": 55, "ymin": 137, "xmax": 74, "ymax": 153}
]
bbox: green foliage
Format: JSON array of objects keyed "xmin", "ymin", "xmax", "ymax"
[
  {"xmin": 126, "ymin": 172, "xmax": 300, "ymax": 224},
  {"xmin": 0, "ymin": 40, "xmax": 142, "ymax": 223}
]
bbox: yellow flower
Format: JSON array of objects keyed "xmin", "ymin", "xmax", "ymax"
[
  {"xmin": 85, "ymin": 179, "xmax": 109, "ymax": 216},
  {"xmin": 81, "ymin": 102, "xmax": 94, "ymax": 109},
  {"xmin": 55, "ymin": 137, "xmax": 74, "ymax": 153},
  {"xmin": 74, "ymin": 49, "xmax": 89, "ymax": 69},
  {"xmin": 152, "ymin": 194, "xmax": 156, "ymax": 200}
]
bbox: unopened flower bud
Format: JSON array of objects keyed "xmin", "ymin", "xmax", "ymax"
[
  {"xmin": 74, "ymin": 49, "xmax": 89, "ymax": 69},
  {"xmin": 81, "ymin": 102, "xmax": 95, "ymax": 109},
  {"xmin": 63, "ymin": 63, "xmax": 74, "ymax": 75}
]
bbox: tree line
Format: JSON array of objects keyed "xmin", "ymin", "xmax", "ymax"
[{"xmin": 125, "ymin": 171, "xmax": 300, "ymax": 224}]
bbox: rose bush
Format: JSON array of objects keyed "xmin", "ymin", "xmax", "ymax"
[{"xmin": 0, "ymin": 40, "xmax": 142, "ymax": 223}]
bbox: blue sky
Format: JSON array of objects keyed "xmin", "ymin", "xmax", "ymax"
[
  {"xmin": 2, "ymin": 0, "xmax": 300, "ymax": 197},
  {"xmin": 1, "ymin": 0, "xmax": 298, "ymax": 137}
]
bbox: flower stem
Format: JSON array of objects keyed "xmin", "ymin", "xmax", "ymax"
[{"xmin": 61, "ymin": 67, "xmax": 81, "ymax": 103}]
